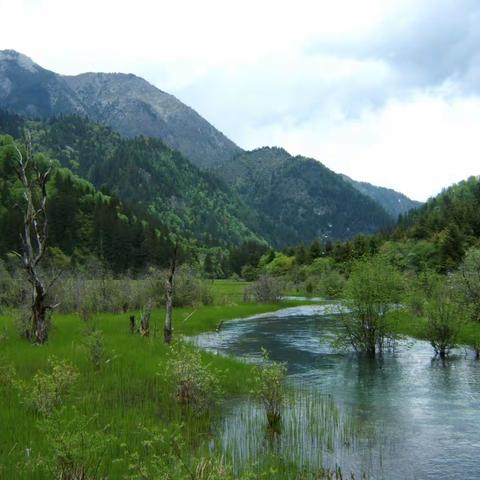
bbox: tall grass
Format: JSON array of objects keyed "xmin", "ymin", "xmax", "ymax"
[{"xmin": 0, "ymin": 293, "xmax": 338, "ymax": 479}]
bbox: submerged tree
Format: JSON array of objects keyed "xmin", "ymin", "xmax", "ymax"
[
  {"xmin": 11, "ymin": 136, "xmax": 58, "ymax": 343},
  {"xmin": 251, "ymin": 348, "xmax": 287, "ymax": 433},
  {"xmin": 425, "ymin": 283, "xmax": 465, "ymax": 359},
  {"xmin": 337, "ymin": 256, "xmax": 403, "ymax": 358}
]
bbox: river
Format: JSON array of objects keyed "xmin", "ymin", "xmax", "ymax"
[{"xmin": 191, "ymin": 304, "xmax": 480, "ymax": 479}]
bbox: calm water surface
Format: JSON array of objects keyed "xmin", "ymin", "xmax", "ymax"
[{"xmin": 192, "ymin": 305, "xmax": 480, "ymax": 479}]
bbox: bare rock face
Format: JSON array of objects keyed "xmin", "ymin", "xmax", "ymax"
[
  {"xmin": 0, "ymin": 50, "xmax": 86, "ymax": 118},
  {"xmin": 0, "ymin": 50, "xmax": 240, "ymax": 168}
]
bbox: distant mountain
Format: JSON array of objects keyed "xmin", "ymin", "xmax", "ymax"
[
  {"xmin": 341, "ymin": 175, "xmax": 422, "ymax": 219},
  {"xmin": 0, "ymin": 50, "xmax": 240, "ymax": 168},
  {"xmin": 215, "ymin": 147, "xmax": 394, "ymax": 246},
  {"xmin": 0, "ymin": 50, "xmax": 86, "ymax": 117}
]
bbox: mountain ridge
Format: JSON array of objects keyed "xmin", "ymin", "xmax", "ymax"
[
  {"xmin": 0, "ymin": 50, "xmax": 422, "ymax": 246},
  {"xmin": 0, "ymin": 49, "xmax": 241, "ymax": 168}
]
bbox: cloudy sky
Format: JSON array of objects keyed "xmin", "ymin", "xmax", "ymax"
[{"xmin": 1, "ymin": 0, "xmax": 480, "ymax": 201}]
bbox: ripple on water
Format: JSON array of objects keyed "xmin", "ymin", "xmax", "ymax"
[{"xmin": 190, "ymin": 305, "xmax": 480, "ymax": 479}]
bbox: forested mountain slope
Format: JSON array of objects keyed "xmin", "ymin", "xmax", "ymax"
[
  {"xmin": 396, "ymin": 176, "xmax": 480, "ymax": 243},
  {"xmin": 0, "ymin": 50, "xmax": 421, "ymax": 247},
  {"xmin": 0, "ymin": 111, "xmax": 264, "ymax": 248},
  {"xmin": 341, "ymin": 175, "xmax": 422, "ymax": 219},
  {"xmin": 0, "ymin": 135, "xmax": 173, "ymax": 273},
  {"xmin": 216, "ymin": 147, "xmax": 394, "ymax": 246}
]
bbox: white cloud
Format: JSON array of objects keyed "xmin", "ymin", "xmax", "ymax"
[{"xmin": 1, "ymin": 0, "xmax": 479, "ymax": 201}]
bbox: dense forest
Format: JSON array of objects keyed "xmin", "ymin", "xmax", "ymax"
[
  {"xmin": 215, "ymin": 147, "xmax": 395, "ymax": 245},
  {"xmin": 249, "ymin": 175, "xmax": 480, "ymax": 297},
  {"xmin": 0, "ymin": 111, "xmax": 267, "ymax": 249},
  {"xmin": 0, "ymin": 134, "xmax": 175, "ymax": 273}
]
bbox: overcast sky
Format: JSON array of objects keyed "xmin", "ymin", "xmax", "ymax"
[{"xmin": 1, "ymin": 0, "xmax": 480, "ymax": 201}]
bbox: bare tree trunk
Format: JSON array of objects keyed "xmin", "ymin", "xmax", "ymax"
[
  {"xmin": 32, "ymin": 280, "xmax": 49, "ymax": 343},
  {"xmin": 12, "ymin": 134, "xmax": 58, "ymax": 344},
  {"xmin": 164, "ymin": 246, "xmax": 178, "ymax": 344},
  {"xmin": 140, "ymin": 301, "xmax": 152, "ymax": 337}
]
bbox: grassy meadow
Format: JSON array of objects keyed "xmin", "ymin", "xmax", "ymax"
[{"xmin": 0, "ymin": 280, "xmax": 326, "ymax": 479}]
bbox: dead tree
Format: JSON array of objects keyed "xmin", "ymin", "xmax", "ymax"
[
  {"xmin": 164, "ymin": 245, "xmax": 178, "ymax": 344},
  {"xmin": 12, "ymin": 136, "xmax": 58, "ymax": 344},
  {"xmin": 140, "ymin": 300, "xmax": 153, "ymax": 337}
]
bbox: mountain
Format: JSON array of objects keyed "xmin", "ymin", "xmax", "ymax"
[
  {"xmin": 397, "ymin": 176, "xmax": 480, "ymax": 242},
  {"xmin": 0, "ymin": 50, "xmax": 86, "ymax": 118},
  {"xmin": 0, "ymin": 50, "xmax": 418, "ymax": 247},
  {"xmin": 341, "ymin": 175, "xmax": 422, "ymax": 219},
  {"xmin": 0, "ymin": 50, "xmax": 240, "ymax": 168},
  {"xmin": 215, "ymin": 147, "xmax": 394, "ymax": 246},
  {"xmin": 0, "ymin": 110, "xmax": 269, "ymax": 249},
  {"xmin": 377, "ymin": 176, "xmax": 480, "ymax": 273}
]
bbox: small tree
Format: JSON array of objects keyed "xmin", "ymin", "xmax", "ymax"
[
  {"xmin": 11, "ymin": 136, "xmax": 58, "ymax": 343},
  {"xmin": 251, "ymin": 348, "xmax": 287, "ymax": 432},
  {"xmin": 244, "ymin": 275, "xmax": 281, "ymax": 303},
  {"xmin": 425, "ymin": 284, "xmax": 465, "ymax": 359},
  {"xmin": 337, "ymin": 256, "xmax": 403, "ymax": 358},
  {"xmin": 161, "ymin": 343, "xmax": 221, "ymax": 412}
]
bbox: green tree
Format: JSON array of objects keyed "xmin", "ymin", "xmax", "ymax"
[
  {"xmin": 336, "ymin": 256, "xmax": 404, "ymax": 358},
  {"xmin": 424, "ymin": 282, "xmax": 465, "ymax": 358}
]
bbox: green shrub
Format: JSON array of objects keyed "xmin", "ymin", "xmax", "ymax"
[
  {"xmin": 251, "ymin": 348, "xmax": 287, "ymax": 432},
  {"xmin": 15, "ymin": 357, "xmax": 79, "ymax": 415},
  {"xmin": 83, "ymin": 328, "xmax": 104, "ymax": 371},
  {"xmin": 425, "ymin": 285, "xmax": 465, "ymax": 358},
  {"xmin": 161, "ymin": 343, "xmax": 221, "ymax": 412},
  {"xmin": 244, "ymin": 275, "xmax": 282, "ymax": 303},
  {"xmin": 27, "ymin": 408, "xmax": 114, "ymax": 480},
  {"xmin": 0, "ymin": 360, "xmax": 15, "ymax": 387}
]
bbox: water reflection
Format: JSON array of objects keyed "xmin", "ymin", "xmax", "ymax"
[{"xmin": 192, "ymin": 305, "xmax": 480, "ymax": 479}]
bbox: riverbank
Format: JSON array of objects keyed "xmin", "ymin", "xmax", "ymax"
[{"xmin": 0, "ymin": 295, "xmax": 325, "ymax": 479}]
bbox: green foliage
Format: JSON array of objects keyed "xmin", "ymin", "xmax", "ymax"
[
  {"xmin": 453, "ymin": 247, "xmax": 480, "ymax": 322},
  {"xmin": 117, "ymin": 424, "xmax": 237, "ymax": 480},
  {"xmin": 424, "ymin": 283, "xmax": 465, "ymax": 358},
  {"xmin": 0, "ymin": 132, "xmax": 173, "ymax": 274},
  {"xmin": 229, "ymin": 240, "xmax": 269, "ymax": 275},
  {"xmin": 215, "ymin": 146, "xmax": 393, "ymax": 247},
  {"xmin": 251, "ymin": 348, "xmax": 288, "ymax": 432},
  {"xmin": 240, "ymin": 264, "xmax": 259, "ymax": 282},
  {"xmin": 0, "ymin": 360, "xmax": 15, "ymax": 387},
  {"xmin": 162, "ymin": 343, "xmax": 222, "ymax": 412},
  {"xmin": 0, "ymin": 112, "xmax": 265, "ymax": 254},
  {"xmin": 397, "ymin": 176, "xmax": 480, "ymax": 271},
  {"xmin": 337, "ymin": 257, "xmax": 404, "ymax": 357},
  {"xmin": 15, "ymin": 357, "xmax": 79, "ymax": 416},
  {"xmin": 264, "ymin": 253, "xmax": 295, "ymax": 276},
  {"xmin": 83, "ymin": 328, "xmax": 105, "ymax": 371},
  {"xmin": 244, "ymin": 275, "xmax": 282, "ymax": 304},
  {"xmin": 28, "ymin": 408, "xmax": 114, "ymax": 480}
]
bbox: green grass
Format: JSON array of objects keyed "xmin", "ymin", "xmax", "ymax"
[
  {"xmin": 0, "ymin": 297, "xmax": 316, "ymax": 479},
  {"xmin": 391, "ymin": 309, "xmax": 480, "ymax": 349},
  {"xmin": 210, "ymin": 279, "xmax": 250, "ymax": 304}
]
